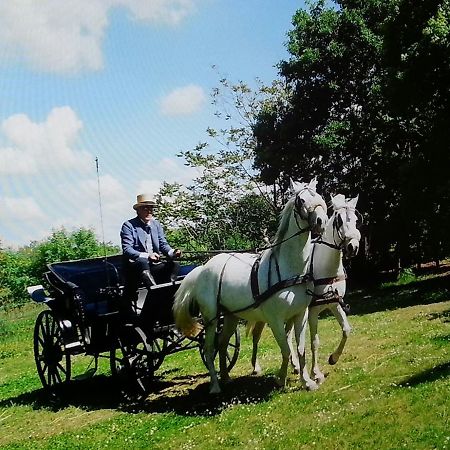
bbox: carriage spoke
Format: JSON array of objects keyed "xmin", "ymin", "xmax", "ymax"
[
  {"xmin": 52, "ymin": 369, "xmax": 58, "ymax": 386},
  {"xmin": 57, "ymin": 362, "xmax": 67, "ymax": 376},
  {"xmin": 54, "ymin": 368, "xmax": 63, "ymax": 384},
  {"xmin": 50, "ymin": 315, "xmax": 56, "ymax": 337},
  {"xmin": 39, "ymin": 322, "xmax": 47, "ymax": 341}
]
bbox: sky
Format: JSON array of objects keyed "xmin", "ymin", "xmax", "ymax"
[{"xmin": 0, "ymin": 0, "xmax": 305, "ymax": 249}]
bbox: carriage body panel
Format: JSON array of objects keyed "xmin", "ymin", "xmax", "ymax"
[{"xmin": 28, "ymin": 254, "xmax": 239, "ymax": 400}]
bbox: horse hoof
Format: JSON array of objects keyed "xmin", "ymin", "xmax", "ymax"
[
  {"xmin": 251, "ymin": 369, "xmax": 261, "ymax": 376},
  {"xmin": 305, "ymin": 381, "xmax": 319, "ymax": 391},
  {"xmin": 275, "ymin": 377, "xmax": 286, "ymax": 388},
  {"xmin": 328, "ymin": 354, "xmax": 337, "ymax": 365},
  {"xmin": 315, "ymin": 375, "xmax": 326, "ymax": 384}
]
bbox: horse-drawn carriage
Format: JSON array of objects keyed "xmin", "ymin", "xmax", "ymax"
[
  {"xmin": 28, "ymin": 179, "xmax": 361, "ymax": 399},
  {"xmin": 27, "ymin": 254, "xmax": 240, "ymax": 400}
]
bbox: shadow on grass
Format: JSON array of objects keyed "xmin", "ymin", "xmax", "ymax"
[
  {"xmin": 346, "ymin": 271, "xmax": 450, "ymax": 316},
  {"xmin": 0, "ymin": 375, "xmax": 124, "ymax": 412},
  {"xmin": 130, "ymin": 374, "xmax": 278, "ymax": 416},
  {"xmin": 427, "ymin": 310, "xmax": 450, "ymax": 323},
  {"xmin": 0, "ymin": 372, "xmax": 278, "ymax": 417},
  {"xmin": 398, "ymin": 362, "xmax": 450, "ymax": 387}
]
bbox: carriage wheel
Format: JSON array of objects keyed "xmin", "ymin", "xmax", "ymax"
[
  {"xmin": 34, "ymin": 310, "xmax": 71, "ymax": 390},
  {"xmin": 199, "ymin": 323, "xmax": 240, "ymax": 372},
  {"xmin": 110, "ymin": 325, "xmax": 156, "ymax": 400},
  {"xmin": 148, "ymin": 335, "xmax": 166, "ymax": 371}
]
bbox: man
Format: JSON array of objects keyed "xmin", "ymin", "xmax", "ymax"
[{"xmin": 120, "ymin": 193, "xmax": 182, "ymax": 305}]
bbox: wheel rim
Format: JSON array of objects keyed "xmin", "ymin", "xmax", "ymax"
[
  {"xmin": 111, "ymin": 325, "xmax": 154, "ymax": 399},
  {"xmin": 199, "ymin": 326, "xmax": 240, "ymax": 372},
  {"xmin": 34, "ymin": 310, "xmax": 71, "ymax": 389}
]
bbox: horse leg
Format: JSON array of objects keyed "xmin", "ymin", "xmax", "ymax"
[
  {"xmin": 203, "ymin": 319, "xmax": 221, "ymax": 394},
  {"xmin": 308, "ymin": 306, "xmax": 325, "ymax": 384},
  {"xmin": 268, "ymin": 319, "xmax": 291, "ymax": 388},
  {"xmin": 328, "ymin": 304, "xmax": 351, "ymax": 365},
  {"xmin": 286, "ymin": 320, "xmax": 299, "ymax": 374},
  {"xmin": 218, "ymin": 315, "xmax": 239, "ymax": 384},
  {"xmin": 294, "ymin": 309, "xmax": 319, "ymax": 391},
  {"xmin": 251, "ymin": 321, "xmax": 266, "ymax": 375}
]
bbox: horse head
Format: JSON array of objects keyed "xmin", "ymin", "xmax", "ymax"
[
  {"xmin": 330, "ymin": 194, "xmax": 361, "ymax": 258},
  {"xmin": 290, "ymin": 178, "xmax": 328, "ymax": 236}
]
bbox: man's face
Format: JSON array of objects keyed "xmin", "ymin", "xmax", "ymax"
[{"xmin": 136, "ymin": 205, "xmax": 154, "ymax": 222}]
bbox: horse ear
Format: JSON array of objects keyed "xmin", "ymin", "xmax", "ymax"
[
  {"xmin": 331, "ymin": 194, "xmax": 346, "ymax": 210},
  {"xmin": 347, "ymin": 195, "xmax": 359, "ymax": 209},
  {"xmin": 289, "ymin": 179, "xmax": 303, "ymax": 194},
  {"xmin": 308, "ymin": 177, "xmax": 318, "ymax": 192}
]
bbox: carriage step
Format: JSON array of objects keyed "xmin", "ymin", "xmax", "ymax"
[{"xmin": 65, "ymin": 341, "xmax": 83, "ymax": 350}]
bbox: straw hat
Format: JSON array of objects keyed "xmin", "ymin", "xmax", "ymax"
[{"xmin": 133, "ymin": 193, "xmax": 157, "ymax": 210}]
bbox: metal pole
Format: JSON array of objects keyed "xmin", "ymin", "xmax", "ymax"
[{"xmin": 95, "ymin": 157, "xmax": 108, "ymax": 260}]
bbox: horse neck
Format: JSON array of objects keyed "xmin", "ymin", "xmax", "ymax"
[
  {"xmin": 265, "ymin": 213, "xmax": 311, "ymax": 279},
  {"xmin": 312, "ymin": 222, "xmax": 343, "ymax": 278}
]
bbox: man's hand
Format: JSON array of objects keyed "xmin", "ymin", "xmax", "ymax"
[
  {"xmin": 149, "ymin": 252, "xmax": 161, "ymax": 262},
  {"xmin": 173, "ymin": 249, "xmax": 182, "ymax": 258}
]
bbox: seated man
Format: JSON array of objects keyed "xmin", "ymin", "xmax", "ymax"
[{"xmin": 120, "ymin": 193, "xmax": 182, "ymax": 313}]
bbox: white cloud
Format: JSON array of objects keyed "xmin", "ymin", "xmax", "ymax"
[
  {"xmin": 0, "ymin": 0, "xmax": 198, "ymax": 74},
  {"xmin": 137, "ymin": 157, "xmax": 200, "ymax": 194},
  {"xmin": 0, "ymin": 158, "xmax": 199, "ymax": 248},
  {"xmin": 52, "ymin": 174, "xmax": 131, "ymax": 246},
  {"xmin": 0, "ymin": 107, "xmax": 93, "ymax": 175},
  {"xmin": 0, "ymin": 196, "xmax": 48, "ymax": 247},
  {"xmin": 0, "ymin": 196, "xmax": 46, "ymax": 222},
  {"xmin": 120, "ymin": 0, "xmax": 197, "ymax": 25},
  {"xmin": 160, "ymin": 84, "xmax": 206, "ymax": 116}
]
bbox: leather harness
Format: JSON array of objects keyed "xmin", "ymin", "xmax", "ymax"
[{"xmin": 212, "ymin": 196, "xmax": 351, "ymax": 321}]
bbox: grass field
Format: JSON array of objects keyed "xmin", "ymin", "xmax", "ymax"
[{"xmin": 0, "ymin": 270, "xmax": 449, "ymax": 449}]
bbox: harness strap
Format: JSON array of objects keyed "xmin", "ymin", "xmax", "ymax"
[
  {"xmin": 308, "ymin": 289, "xmax": 350, "ymax": 313},
  {"xmin": 313, "ymin": 274, "xmax": 346, "ymax": 286},
  {"xmin": 216, "ymin": 255, "xmax": 233, "ymax": 311},
  {"xmin": 250, "ymin": 255, "xmax": 310, "ymax": 304},
  {"xmin": 254, "ymin": 273, "xmax": 311, "ymax": 303}
]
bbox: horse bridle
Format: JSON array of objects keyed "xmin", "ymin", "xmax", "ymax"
[{"xmin": 314, "ymin": 207, "xmax": 359, "ymax": 251}]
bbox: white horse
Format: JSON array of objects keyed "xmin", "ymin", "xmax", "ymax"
[
  {"xmin": 250, "ymin": 194, "xmax": 361, "ymax": 385},
  {"xmin": 173, "ymin": 179, "xmax": 328, "ymax": 393}
]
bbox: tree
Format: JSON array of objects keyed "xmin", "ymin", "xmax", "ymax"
[
  {"xmin": 253, "ymin": 0, "xmax": 450, "ymax": 271},
  {"xmin": 157, "ymin": 76, "xmax": 282, "ymax": 253},
  {"xmin": 382, "ymin": 0, "xmax": 450, "ymax": 265}
]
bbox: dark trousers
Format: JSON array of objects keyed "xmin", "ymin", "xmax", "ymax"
[{"xmin": 121, "ymin": 257, "xmax": 180, "ymax": 317}]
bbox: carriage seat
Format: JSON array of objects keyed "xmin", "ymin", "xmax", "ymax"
[{"xmin": 46, "ymin": 255, "xmax": 125, "ymax": 320}]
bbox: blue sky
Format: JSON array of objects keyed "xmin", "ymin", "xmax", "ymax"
[{"xmin": 0, "ymin": 0, "xmax": 305, "ymax": 248}]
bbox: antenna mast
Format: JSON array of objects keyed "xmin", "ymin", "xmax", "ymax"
[{"xmin": 95, "ymin": 157, "xmax": 107, "ymax": 259}]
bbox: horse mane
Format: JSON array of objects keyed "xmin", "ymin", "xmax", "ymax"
[{"xmin": 273, "ymin": 196, "xmax": 295, "ymax": 244}]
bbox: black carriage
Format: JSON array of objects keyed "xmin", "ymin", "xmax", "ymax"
[{"xmin": 28, "ymin": 255, "xmax": 240, "ymax": 400}]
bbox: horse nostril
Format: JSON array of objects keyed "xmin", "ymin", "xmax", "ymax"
[
  {"xmin": 317, "ymin": 217, "xmax": 322, "ymax": 227},
  {"xmin": 348, "ymin": 243, "xmax": 353, "ymax": 254}
]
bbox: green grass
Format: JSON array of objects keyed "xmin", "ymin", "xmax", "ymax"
[{"xmin": 0, "ymin": 273, "xmax": 449, "ymax": 449}]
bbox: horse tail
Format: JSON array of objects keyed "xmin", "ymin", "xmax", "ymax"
[{"xmin": 173, "ymin": 266, "xmax": 203, "ymax": 338}]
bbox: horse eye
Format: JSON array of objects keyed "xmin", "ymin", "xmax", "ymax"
[{"xmin": 335, "ymin": 214, "xmax": 343, "ymax": 228}]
